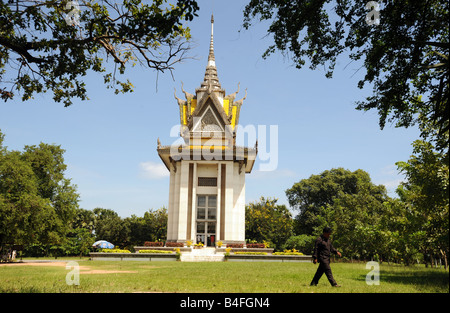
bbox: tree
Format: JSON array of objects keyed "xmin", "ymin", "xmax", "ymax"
[
  {"xmin": 0, "ymin": 130, "xmax": 79, "ymax": 250},
  {"xmin": 243, "ymin": 0, "xmax": 449, "ymax": 152},
  {"xmin": 124, "ymin": 207, "xmax": 168, "ymax": 246},
  {"xmin": 93, "ymin": 207, "xmax": 127, "ymax": 245},
  {"xmin": 286, "ymin": 168, "xmax": 388, "ymax": 235},
  {"xmin": 396, "ymin": 140, "xmax": 449, "ymax": 269},
  {"xmin": 282, "ymin": 234, "xmax": 316, "ymax": 255},
  {"xmin": 144, "ymin": 207, "xmax": 167, "ymax": 241},
  {"xmin": 0, "ymin": 151, "xmax": 55, "ymax": 246},
  {"xmin": 245, "ymin": 197, "xmax": 293, "ymax": 250},
  {"xmin": 0, "ymin": 0, "xmax": 199, "ymax": 106}
]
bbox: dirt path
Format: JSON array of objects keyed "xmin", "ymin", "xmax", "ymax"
[{"xmin": 0, "ymin": 261, "xmax": 137, "ymax": 274}]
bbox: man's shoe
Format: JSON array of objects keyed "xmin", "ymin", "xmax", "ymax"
[{"xmin": 332, "ymin": 284, "xmax": 341, "ymax": 287}]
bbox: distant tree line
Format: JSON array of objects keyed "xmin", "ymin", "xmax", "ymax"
[
  {"xmin": 0, "ymin": 129, "xmax": 167, "ymax": 257},
  {"xmin": 247, "ymin": 156, "xmax": 448, "ymax": 269}
]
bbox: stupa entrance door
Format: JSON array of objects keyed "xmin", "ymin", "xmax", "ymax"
[{"xmin": 196, "ymin": 195, "xmax": 217, "ymax": 247}]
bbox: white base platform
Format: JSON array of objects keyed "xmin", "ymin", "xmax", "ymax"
[{"xmin": 180, "ymin": 247, "xmax": 225, "ymax": 262}]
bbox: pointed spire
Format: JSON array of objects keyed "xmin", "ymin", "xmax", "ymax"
[
  {"xmin": 197, "ymin": 14, "xmax": 223, "ymax": 95},
  {"xmin": 208, "ymin": 14, "xmax": 215, "ymax": 67}
]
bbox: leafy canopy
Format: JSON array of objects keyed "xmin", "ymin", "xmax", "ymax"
[
  {"xmin": 243, "ymin": 0, "xmax": 449, "ymax": 152},
  {"xmin": 0, "ymin": 0, "xmax": 199, "ymax": 106}
]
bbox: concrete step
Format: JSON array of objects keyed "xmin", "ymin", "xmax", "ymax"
[
  {"xmin": 181, "ymin": 254, "xmax": 224, "ymax": 262},
  {"xmin": 180, "ymin": 247, "xmax": 225, "ymax": 262}
]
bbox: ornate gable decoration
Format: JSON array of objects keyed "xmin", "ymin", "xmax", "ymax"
[
  {"xmin": 173, "ymin": 14, "xmax": 247, "ymax": 141},
  {"xmin": 193, "ymin": 107, "xmax": 224, "ymax": 132}
]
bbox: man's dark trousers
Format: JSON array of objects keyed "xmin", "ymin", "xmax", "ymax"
[{"xmin": 311, "ymin": 261, "xmax": 337, "ymax": 286}]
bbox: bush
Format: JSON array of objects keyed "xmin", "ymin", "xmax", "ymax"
[
  {"xmin": 138, "ymin": 250, "xmax": 173, "ymax": 254},
  {"xmin": 227, "ymin": 243, "xmax": 244, "ymax": 248},
  {"xmin": 282, "ymin": 235, "xmax": 315, "ymax": 254},
  {"xmin": 144, "ymin": 241, "xmax": 164, "ymax": 247}
]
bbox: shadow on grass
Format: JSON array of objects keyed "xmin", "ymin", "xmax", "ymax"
[{"xmin": 355, "ymin": 266, "xmax": 449, "ymax": 292}]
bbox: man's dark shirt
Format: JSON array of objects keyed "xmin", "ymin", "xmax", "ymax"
[{"xmin": 313, "ymin": 235, "xmax": 337, "ymax": 263}]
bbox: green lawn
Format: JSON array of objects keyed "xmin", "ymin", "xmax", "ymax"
[{"xmin": 0, "ymin": 259, "xmax": 448, "ymax": 293}]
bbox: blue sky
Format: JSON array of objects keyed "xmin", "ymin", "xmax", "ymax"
[{"xmin": 0, "ymin": 1, "xmax": 420, "ymax": 217}]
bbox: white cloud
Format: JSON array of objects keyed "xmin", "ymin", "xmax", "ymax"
[
  {"xmin": 139, "ymin": 161, "xmax": 169, "ymax": 179},
  {"xmin": 373, "ymin": 164, "xmax": 405, "ymax": 196}
]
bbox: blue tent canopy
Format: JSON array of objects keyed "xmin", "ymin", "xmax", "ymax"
[{"xmin": 92, "ymin": 240, "xmax": 114, "ymax": 249}]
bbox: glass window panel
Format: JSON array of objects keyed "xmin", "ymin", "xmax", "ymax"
[
  {"xmin": 197, "ymin": 208, "xmax": 206, "ymax": 219},
  {"xmin": 208, "ymin": 195, "xmax": 217, "ymax": 208},
  {"xmin": 207, "ymin": 208, "xmax": 216, "ymax": 220},
  {"xmin": 197, "ymin": 196, "xmax": 206, "ymax": 207},
  {"xmin": 207, "ymin": 223, "xmax": 216, "ymax": 234},
  {"xmin": 197, "ymin": 222, "xmax": 205, "ymax": 233}
]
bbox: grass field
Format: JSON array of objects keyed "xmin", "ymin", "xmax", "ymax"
[{"xmin": 0, "ymin": 258, "xmax": 448, "ymax": 293}]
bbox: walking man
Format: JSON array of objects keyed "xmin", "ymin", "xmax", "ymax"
[{"xmin": 310, "ymin": 227, "xmax": 342, "ymax": 287}]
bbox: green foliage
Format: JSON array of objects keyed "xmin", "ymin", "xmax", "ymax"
[
  {"xmin": 93, "ymin": 208, "xmax": 128, "ymax": 245},
  {"xmin": 245, "ymin": 197, "xmax": 293, "ymax": 251},
  {"xmin": 395, "ymin": 140, "xmax": 449, "ymax": 266},
  {"xmin": 0, "ymin": 0, "xmax": 199, "ymax": 106},
  {"xmin": 286, "ymin": 168, "xmax": 388, "ymax": 236},
  {"xmin": 282, "ymin": 235, "xmax": 316, "ymax": 255},
  {"xmin": 0, "ymin": 130, "xmax": 79, "ymax": 250},
  {"xmin": 285, "ymin": 163, "xmax": 448, "ymax": 267},
  {"xmin": 63, "ymin": 227, "xmax": 95, "ymax": 256},
  {"xmin": 243, "ymin": 0, "xmax": 449, "ymax": 152},
  {"xmin": 0, "ymin": 129, "xmax": 169, "ymax": 257}
]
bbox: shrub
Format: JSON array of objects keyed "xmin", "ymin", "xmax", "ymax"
[
  {"xmin": 227, "ymin": 243, "xmax": 243, "ymax": 248},
  {"xmin": 144, "ymin": 241, "xmax": 164, "ymax": 247},
  {"xmin": 138, "ymin": 250, "xmax": 173, "ymax": 254},
  {"xmin": 282, "ymin": 235, "xmax": 316, "ymax": 254}
]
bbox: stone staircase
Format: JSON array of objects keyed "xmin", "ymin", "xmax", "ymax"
[{"xmin": 180, "ymin": 247, "xmax": 225, "ymax": 262}]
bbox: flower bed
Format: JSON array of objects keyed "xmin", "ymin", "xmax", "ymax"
[
  {"xmin": 234, "ymin": 252, "xmax": 267, "ymax": 255},
  {"xmin": 138, "ymin": 250, "xmax": 174, "ymax": 254},
  {"xmin": 273, "ymin": 249, "xmax": 304, "ymax": 256},
  {"xmin": 100, "ymin": 249, "xmax": 131, "ymax": 253},
  {"xmin": 226, "ymin": 243, "xmax": 244, "ymax": 248}
]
